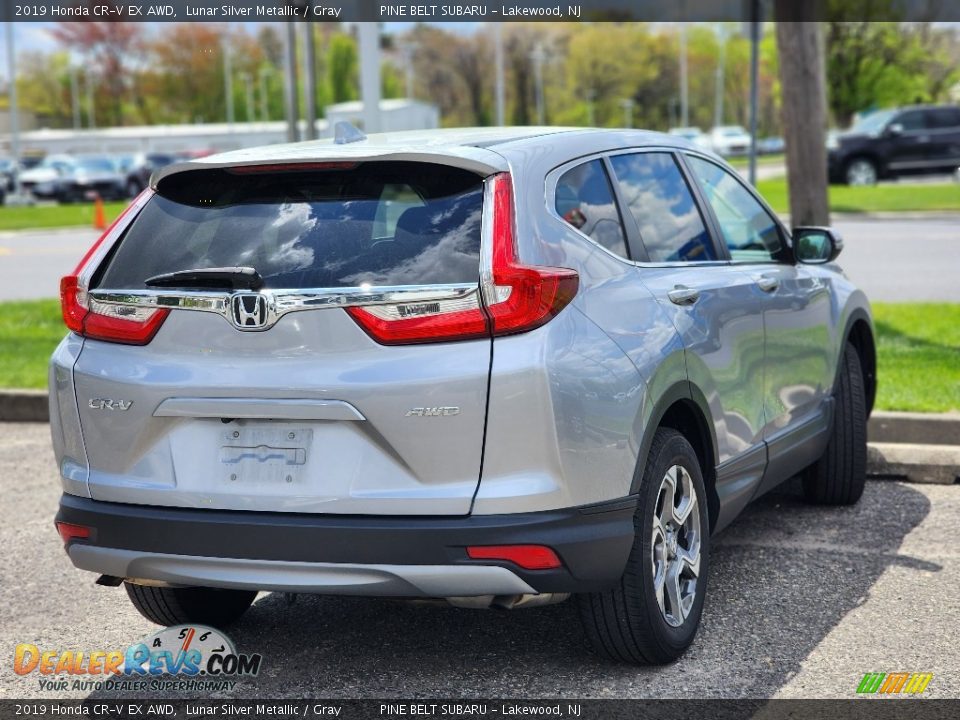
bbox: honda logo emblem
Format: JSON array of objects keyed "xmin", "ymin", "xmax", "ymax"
[{"xmin": 231, "ymin": 293, "xmax": 268, "ymax": 329}]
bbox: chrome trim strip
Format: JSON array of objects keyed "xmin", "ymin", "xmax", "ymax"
[{"xmin": 88, "ymin": 284, "xmax": 481, "ymax": 330}]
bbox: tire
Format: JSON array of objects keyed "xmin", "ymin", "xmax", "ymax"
[
  {"xmin": 802, "ymin": 342, "xmax": 867, "ymax": 505},
  {"xmin": 124, "ymin": 583, "xmax": 257, "ymax": 627},
  {"xmin": 577, "ymin": 427, "xmax": 710, "ymax": 664},
  {"xmin": 844, "ymin": 158, "xmax": 878, "ymax": 186},
  {"xmin": 126, "ymin": 180, "xmax": 141, "ymax": 198}
]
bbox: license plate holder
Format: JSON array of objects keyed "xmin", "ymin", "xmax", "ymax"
[{"xmin": 219, "ymin": 426, "xmax": 313, "ymax": 486}]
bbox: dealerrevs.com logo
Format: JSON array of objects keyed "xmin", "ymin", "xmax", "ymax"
[
  {"xmin": 13, "ymin": 625, "xmax": 262, "ymax": 693},
  {"xmin": 857, "ymin": 672, "xmax": 933, "ymax": 695}
]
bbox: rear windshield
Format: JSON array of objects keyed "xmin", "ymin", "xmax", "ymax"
[{"xmin": 95, "ymin": 161, "xmax": 484, "ymax": 290}]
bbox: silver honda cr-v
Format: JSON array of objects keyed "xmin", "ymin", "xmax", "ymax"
[{"xmin": 50, "ymin": 127, "xmax": 874, "ymax": 664}]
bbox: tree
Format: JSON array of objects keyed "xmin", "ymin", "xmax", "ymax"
[
  {"xmin": 50, "ymin": 21, "xmax": 143, "ymax": 126},
  {"xmin": 327, "ymin": 33, "xmax": 358, "ymax": 103},
  {"xmin": 775, "ymin": 11, "xmax": 830, "ymax": 226},
  {"xmin": 16, "ymin": 51, "xmax": 72, "ymax": 127}
]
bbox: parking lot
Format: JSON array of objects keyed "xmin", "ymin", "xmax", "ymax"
[{"xmin": 2, "ymin": 422, "xmax": 957, "ymax": 700}]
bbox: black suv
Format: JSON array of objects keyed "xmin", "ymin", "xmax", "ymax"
[{"xmin": 828, "ymin": 105, "xmax": 960, "ymax": 185}]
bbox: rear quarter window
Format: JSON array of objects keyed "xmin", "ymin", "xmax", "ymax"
[{"xmin": 95, "ymin": 162, "xmax": 484, "ymax": 290}]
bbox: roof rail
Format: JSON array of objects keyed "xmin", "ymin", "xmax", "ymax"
[{"xmin": 333, "ymin": 122, "xmax": 367, "ymax": 145}]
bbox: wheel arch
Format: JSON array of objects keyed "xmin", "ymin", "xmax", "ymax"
[
  {"xmin": 631, "ymin": 382, "xmax": 720, "ymax": 532},
  {"xmin": 843, "ymin": 308, "xmax": 877, "ymax": 417}
]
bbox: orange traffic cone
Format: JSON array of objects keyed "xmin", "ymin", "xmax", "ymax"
[{"xmin": 92, "ymin": 195, "xmax": 107, "ymax": 231}]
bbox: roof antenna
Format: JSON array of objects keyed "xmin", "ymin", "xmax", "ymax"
[{"xmin": 334, "ymin": 121, "xmax": 367, "ymax": 145}]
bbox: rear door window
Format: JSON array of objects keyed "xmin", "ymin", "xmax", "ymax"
[
  {"xmin": 95, "ymin": 162, "xmax": 484, "ymax": 290},
  {"xmin": 608, "ymin": 152, "xmax": 716, "ymax": 263},
  {"xmin": 555, "ymin": 159, "xmax": 629, "ymax": 258}
]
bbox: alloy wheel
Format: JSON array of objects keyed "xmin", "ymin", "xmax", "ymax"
[
  {"xmin": 651, "ymin": 464, "xmax": 702, "ymax": 627},
  {"xmin": 846, "ymin": 160, "xmax": 877, "ymax": 186}
]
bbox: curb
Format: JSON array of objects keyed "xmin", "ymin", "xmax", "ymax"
[
  {"xmin": 868, "ymin": 411, "xmax": 960, "ymax": 446},
  {"xmin": 868, "ymin": 443, "xmax": 960, "ymax": 485},
  {"xmin": 0, "ymin": 390, "xmax": 49, "ymax": 422}
]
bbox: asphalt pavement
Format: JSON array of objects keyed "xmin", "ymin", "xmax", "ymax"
[
  {"xmin": 1, "ymin": 422, "xmax": 957, "ymax": 700},
  {"xmin": 1, "ymin": 216, "xmax": 957, "ymax": 303}
]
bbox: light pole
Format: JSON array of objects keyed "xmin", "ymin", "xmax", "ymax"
[
  {"xmin": 302, "ymin": 18, "xmax": 318, "ymax": 140},
  {"xmin": 241, "ymin": 72, "xmax": 255, "ymax": 123},
  {"xmin": 358, "ymin": 23, "xmax": 381, "ymax": 134},
  {"xmin": 714, "ymin": 23, "xmax": 726, "ymax": 129},
  {"xmin": 679, "ymin": 23, "xmax": 688, "ymax": 127},
  {"xmin": 530, "ymin": 43, "xmax": 546, "ymax": 125},
  {"xmin": 283, "ymin": 19, "xmax": 300, "ymax": 142},
  {"xmin": 494, "ymin": 24, "xmax": 504, "ymax": 126},
  {"xmin": 259, "ymin": 67, "xmax": 270, "ymax": 122},
  {"xmin": 620, "ymin": 98, "xmax": 634, "ymax": 128},
  {"xmin": 5, "ymin": 22, "xmax": 20, "ymax": 196},
  {"xmin": 69, "ymin": 64, "xmax": 81, "ymax": 130},
  {"xmin": 85, "ymin": 72, "xmax": 96, "ymax": 129},
  {"xmin": 746, "ymin": 4, "xmax": 761, "ymax": 186},
  {"xmin": 399, "ymin": 40, "xmax": 418, "ymax": 99},
  {"xmin": 223, "ymin": 32, "xmax": 234, "ymax": 128}
]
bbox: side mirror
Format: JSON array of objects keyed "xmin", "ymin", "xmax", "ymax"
[
  {"xmin": 794, "ymin": 227, "xmax": 843, "ymax": 264},
  {"xmin": 886, "ymin": 122, "xmax": 904, "ymax": 137}
]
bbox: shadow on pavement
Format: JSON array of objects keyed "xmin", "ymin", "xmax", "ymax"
[{"xmin": 85, "ymin": 480, "xmax": 934, "ymax": 699}]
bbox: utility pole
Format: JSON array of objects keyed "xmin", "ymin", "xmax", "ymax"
[
  {"xmin": 223, "ymin": 32, "xmax": 234, "ymax": 128},
  {"xmin": 259, "ymin": 67, "xmax": 270, "ymax": 122},
  {"xmin": 302, "ymin": 18, "xmax": 318, "ymax": 140},
  {"xmin": 530, "ymin": 43, "xmax": 546, "ymax": 125},
  {"xmin": 586, "ymin": 89, "xmax": 595, "ymax": 127},
  {"xmin": 714, "ymin": 23, "xmax": 726, "ymax": 129},
  {"xmin": 283, "ymin": 18, "xmax": 300, "ymax": 142},
  {"xmin": 494, "ymin": 24, "xmax": 505, "ymax": 126},
  {"xmin": 5, "ymin": 22, "xmax": 20, "ymax": 196},
  {"xmin": 358, "ymin": 23, "xmax": 381, "ymax": 133},
  {"xmin": 774, "ymin": 5, "xmax": 830, "ymax": 226}
]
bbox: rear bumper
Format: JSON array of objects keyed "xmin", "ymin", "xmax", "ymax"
[{"xmin": 56, "ymin": 494, "xmax": 637, "ymax": 596}]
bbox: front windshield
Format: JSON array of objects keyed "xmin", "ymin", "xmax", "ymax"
[
  {"xmin": 851, "ymin": 109, "xmax": 896, "ymax": 134},
  {"xmin": 40, "ymin": 157, "xmax": 75, "ymax": 170},
  {"xmin": 76, "ymin": 157, "xmax": 117, "ymax": 173}
]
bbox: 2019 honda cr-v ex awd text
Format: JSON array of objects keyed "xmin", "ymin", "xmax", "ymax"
[{"xmin": 50, "ymin": 127, "xmax": 875, "ymax": 664}]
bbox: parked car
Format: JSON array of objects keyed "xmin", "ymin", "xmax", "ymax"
[
  {"xmin": 710, "ymin": 125, "xmax": 752, "ymax": 156},
  {"xmin": 667, "ymin": 126, "xmax": 712, "ymax": 151},
  {"xmin": 51, "ymin": 128, "xmax": 874, "ymax": 665},
  {"xmin": 19, "ymin": 154, "xmax": 78, "ymax": 202},
  {"xmin": 0, "ymin": 158, "xmax": 18, "ymax": 205},
  {"xmin": 63, "ymin": 155, "xmax": 128, "ymax": 202},
  {"xmin": 757, "ymin": 136, "xmax": 785, "ymax": 155},
  {"xmin": 828, "ymin": 104, "xmax": 960, "ymax": 185},
  {"xmin": 118, "ymin": 152, "xmax": 179, "ymax": 197}
]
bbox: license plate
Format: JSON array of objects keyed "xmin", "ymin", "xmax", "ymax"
[{"xmin": 219, "ymin": 426, "xmax": 312, "ymax": 486}]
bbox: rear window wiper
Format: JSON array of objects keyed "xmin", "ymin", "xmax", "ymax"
[{"xmin": 144, "ymin": 267, "xmax": 264, "ymax": 291}]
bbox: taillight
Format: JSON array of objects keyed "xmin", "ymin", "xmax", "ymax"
[
  {"xmin": 347, "ymin": 172, "xmax": 578, "ymax": 345},
  {"xmin": 60, "ymin": 275, "xmax": 169, "ymax": 345},
  {"xmin": 59, "ymin": 190, "xmax": 169, "ymax": 345},
  {"xmin": 482, "ymin": 173, "xmax": 579, "ymax": 336}
]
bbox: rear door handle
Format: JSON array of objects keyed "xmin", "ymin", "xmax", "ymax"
[
  {"xmin": 757, "ymin": 275, "xmax": 780, "ymax": 293},
  {"xmin": 668, "ymin": 286, "xmax": 700, "ymax": 305}
]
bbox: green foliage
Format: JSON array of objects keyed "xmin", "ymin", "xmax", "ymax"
[
  {"xmin": 756, "ymin": 178, "xmax": 960, "ymax": 214},
  {"xmin": 825, "ymin": 15, "xmax": 959, "ymax": 127},
  {"xmin": 0, "ymin": 300, "xmax": 64, "ymax": 389},
  {"xmin": 327, "ymin": 34, "xmax": 359, "ymax": 104},
  {"xmin": 873, "ymin": 303, "xmax": 960, "ymax": 412}
]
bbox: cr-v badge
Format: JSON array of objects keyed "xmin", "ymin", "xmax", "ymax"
[{"xmin": 89, "ymin": 399, "xmax": 133, "ymax": 411}]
